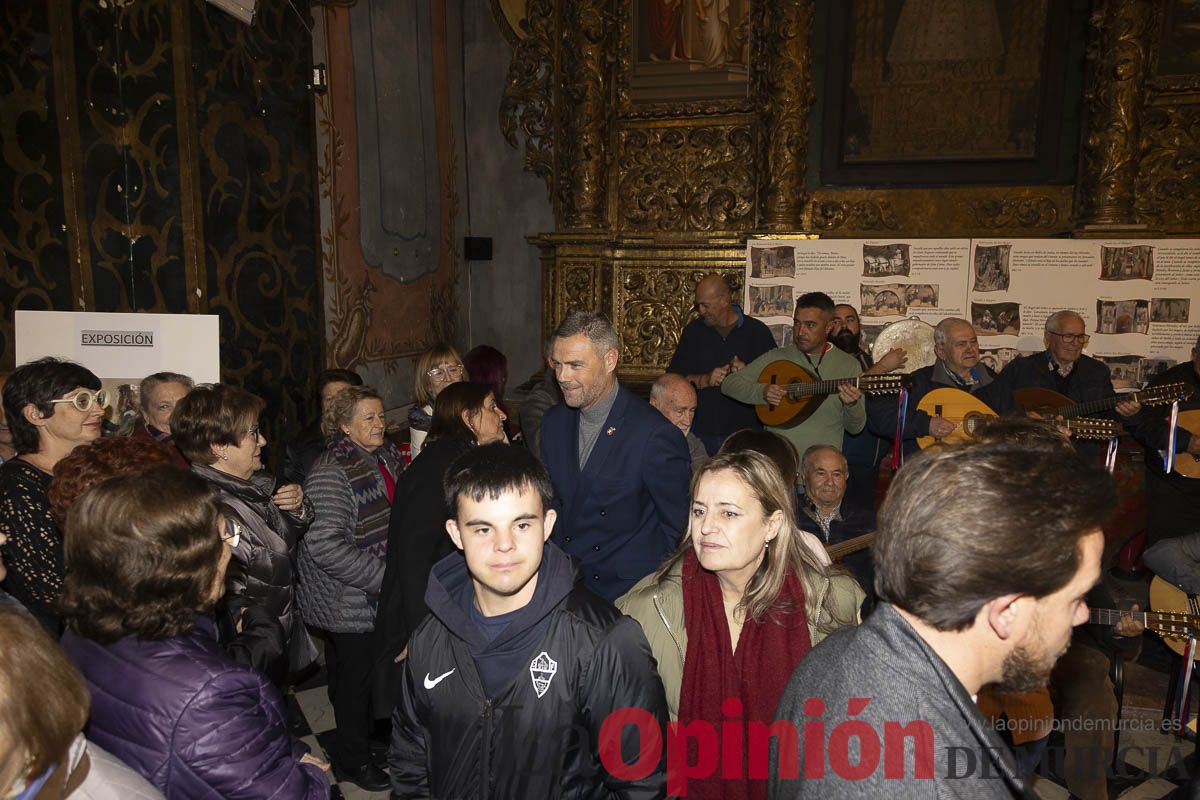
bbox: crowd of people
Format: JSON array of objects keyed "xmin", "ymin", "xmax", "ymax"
[{"xmin": 0, "ymin": 271, "xmax": 1196, "ymax": 799}]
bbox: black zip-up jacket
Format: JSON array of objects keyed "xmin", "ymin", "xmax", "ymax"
[{"xmin": 388, "ymin": 542, "xmax": 668, "ymax": 799}]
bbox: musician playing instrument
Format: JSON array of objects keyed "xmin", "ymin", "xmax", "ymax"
[
  {"xmin": 996, "ymin": 310, "xmax": 1139, "ymax": 462},
  {"xmin": 1124, "ymin": 333, "xmax": 1200, "ymax": 545},
  {"xmin": 866, "ymin": 317, "xmax": 1011, "ymax": 457},
  {"xmin": 721, "ymin": 292, "xmax": 864, "ymax": 462}
]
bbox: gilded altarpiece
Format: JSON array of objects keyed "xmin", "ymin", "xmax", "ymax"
[{"xmin": 500, "ymin": 0, "xmax": 1200, "ymax": 382}]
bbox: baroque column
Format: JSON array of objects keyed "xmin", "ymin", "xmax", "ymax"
[
  {"xmin": 758, "ymin": 0, "xmax": 815, "ymax": 230},
  {"xmin": 559, "ymin": 0, "xmax": 612, "ymax": 229},
  {"xmin": 1076, "ymin": 0, "xmax": 1154, "ymax": 229}
]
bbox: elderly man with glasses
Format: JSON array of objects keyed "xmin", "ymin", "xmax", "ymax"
[{"xmin": 996, "ymin": 310, "xmax": 1137, "ymax": 462}]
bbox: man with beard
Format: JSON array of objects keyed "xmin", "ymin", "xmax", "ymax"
[
  {"xmin": 831, "ymin": 304, "xmax": 904, "ymax": 507},
  {"xmin": 668, "ymin": 273, "xmax": 777, "ymax": 455},
  {"xmin": 770, "ymin": 442, "xmax": 1114, "ymax": 798},
  {"xmin": 867, "ymin": 317, "xmax": 1011, "ymax": 458}
]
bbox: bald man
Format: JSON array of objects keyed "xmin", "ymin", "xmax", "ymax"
[
  {"xmin": 650, "ymin": 373, "xmax": 708, "ymax": 473},
  {"xmin": 996, "ymin": 310, "xmax": 1133, "ymax": 463},
  {"xmin": 667, "ymin": 273, "xmax": 777, "ymax": 454},
  {"xmin": 867, "ymin": 317, "xmax": 1013, "ymax": 457}
]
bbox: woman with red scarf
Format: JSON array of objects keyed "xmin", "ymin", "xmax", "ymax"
[{"xmin": 618, "ymin": 449, "xmax": 863, "ymax": 799}]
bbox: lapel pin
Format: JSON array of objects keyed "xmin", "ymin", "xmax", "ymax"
[{"xmin": 606, "ymin": 426, "xmax": 616, "ymax": 436}]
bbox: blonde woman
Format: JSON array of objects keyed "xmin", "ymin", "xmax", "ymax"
[
  {"xmin": 617, "ymin": 450, "xmax": 862, "ymax": 798},
  {"xmin": 407, "ymin": 344, "xmax": 466, "ymax": 460}
]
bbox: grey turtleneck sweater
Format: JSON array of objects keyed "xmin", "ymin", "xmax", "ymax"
[{"xmin": 577, "ymin": 382, "xmax": 619, "ymax": 468}]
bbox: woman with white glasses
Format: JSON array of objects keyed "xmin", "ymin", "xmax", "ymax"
[
  {"xmin": 407, "ymin": 343, "xmax": 467, "ymax": 460},
  {"xmin": 171, "ymin": 384, "xmax": 317, "ymax": 682},
  {"xmin": 0, "ymin": 357, "xmax": 105, "ymax": 632}
]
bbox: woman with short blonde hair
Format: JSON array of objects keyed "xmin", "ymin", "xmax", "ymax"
[{"xmin": 408, "ymin": 343, "xmax": 466, "ymax": 459}]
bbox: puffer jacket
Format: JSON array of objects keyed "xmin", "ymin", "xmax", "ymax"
[
  {"xmin": 61, "ymin": 616, "xmax": 329, "ymax": 799},
  {"xmin": 616, "ymin": 559, "xmax": 865, "ymax": 719},
  {"xmin": 297, "ymin": 445, "xmax": 401, "ymax": 632},
  {"xmin": 191, "ymin": 463, "xmax": 316, "ymax": 670}
]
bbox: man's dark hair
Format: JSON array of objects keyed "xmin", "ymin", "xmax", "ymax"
[
  {"xmin": 873, "ymin": 443, "xmax": 1115, "ymax": 632},
  {"xmin": 444, "ymin": 442, "xmax": 555, "ymax": 518},
  {"xmin": 317, "ymin": 368, "xmax": 362, "ymax": 394},
  {"xmin": 3, "ymin": 358, "xmax": 102, "ymax": 455},
  {"xmin": 796, "ymin": 292, "xmax": 835, "ymax": 314},
  {"xmin": 719, "ymin": 429, "xmax": 799, "ymax": 486}
]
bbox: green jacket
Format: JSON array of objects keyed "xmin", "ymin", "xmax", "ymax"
[
  {"xmin": 615, "ymin": 561, "xmax": 865, "ymax": 720},
  {"xmin": 720, "ymin": 344, "xmax": 866, "ymax": 458}
]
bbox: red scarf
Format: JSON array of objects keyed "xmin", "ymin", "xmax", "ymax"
[{"xmin": 677, "ymin": 549, "xmax": 812, "ymax": 800}]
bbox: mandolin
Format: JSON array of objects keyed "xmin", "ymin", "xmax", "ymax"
[
  {"xmin": 915, "ymin": 388, "xmax": 1121, "ymax": 450},
  {"xmin": 1013, "ymin": 382, "xmax": 1193, "ymax": 419},
  {"xmin": 755, "ymin": 359, "xmax": 904, "ymax": 426},
  {"xmin": 1147, "ymin": 576, "xmax": 1200, "ymax": 661}
]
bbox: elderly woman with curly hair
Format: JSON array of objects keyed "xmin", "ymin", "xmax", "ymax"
[
  {"xmin": 171, "ymin": 384, "xmax": 316, "ymax": 675},
  {"xmin": 298, "ymin": 384, "xmax": 403, "ymax": 791},
  {"xmin": 58, "ymin": 468, "xmax": 330, "ymax": 798},
  {"xmin": 0, "ymin": 357, "xmax": 104, "ymax": 631}
]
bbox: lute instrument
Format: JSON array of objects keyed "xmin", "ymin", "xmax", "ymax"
[
  {"xmin": 915, "ymin": 388, "xmax": 1121, "ymax": 449},
  {"xmin": 756, "ymin": 359, "xmax": 904, "ymax": 426},
  {"xmin": 1013, "ymin": 382, "xmax": 1193, "ymax": 419},
  {"xmin": 1168, "ymin": 409, "xmax": 1200, "ymax": 478},
  {"xmin": 1147, "ymin": 575, "xmax": 1200, "ymax": 661}
]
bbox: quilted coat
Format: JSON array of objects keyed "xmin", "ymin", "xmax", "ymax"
[{"xmin": 61, "ymin": 616, "xmax": 329, "ymax": 800}]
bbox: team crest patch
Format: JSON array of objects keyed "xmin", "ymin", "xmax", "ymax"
[{"xmin": 529, "ymin": 651, "xmax": 558, "ymax": 698}]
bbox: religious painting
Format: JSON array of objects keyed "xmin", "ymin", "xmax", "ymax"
[
  {"xmin": 817, "ymin": 0, "xmax": 1085, "ymax": 185},
  {"xmin": 628, "ymin": 0, "xmax": 750, "ymax": 105},
  {"xmin": 1155, "ymin": 0, "xmax": 1200, "ymax": 80}
]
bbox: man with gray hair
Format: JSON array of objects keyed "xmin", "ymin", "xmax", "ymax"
[
  {"xmin": 867, "ymin": 316, "xmax": 1011, "ymax": 458},
  {"xmin": 649, "ymin": 373, "xmax": 708, "ymax": 473},
  {"xmin": 995, "ymin": 309, "xmax": 1134, "ymax": 462},
  {"xmin": 540, "ymin": 310, "xmax": 691, "ymax": 601},
  {"xmin": 795, "ymin": 444, "xmax": 875, "ymax": 593}
]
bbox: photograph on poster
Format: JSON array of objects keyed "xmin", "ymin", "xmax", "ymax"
[
  {"xmin": 749, "ymin": 246, "xmax": 797, "ymax": 279},
  {"xmin": 1100, "ymin": 245, "xmax": 1155, "ymax": 281},
  {"xmin": 769, "ymin": 324, "xmax": 794, "ymax": 348},
  {"xmin": 904, "ymin": 284, "xmax": 939, "ymax": 308},
  {"xmin": 1098, "ymin": 355, "xmax": 1142, "ymax": 386},
  {"xmin": 1096, "ymin": 299, "xmax": 1150, "ymax": 335},
  {"xmin": 862, "ymin": 243, "xmax": 911, "ymax": 277},
  {"xmin": 973, "ymin": 244, "xmax": 1011, "ymax": 292},
  {"xmin": 972, "ymin": 302, "xmax": 1020, "ymax": 336},
  {"xmin": 980, "ymin": 347, "xmax": 1022, "ymax": 374},
  {"xmin": 1151, "ymin": 298, "xmax": 1190, "ymax": 324},
  {"xmin": 860, "ymin": 284, "xmax": 908, "ymax": 317},
  {"xmin": 749, "ymin": 285, "xmax": 793, "ymax": 317},
  {"xmin": 1140, "ymin": 358, "xmax": 1176, "ymax": 385}
]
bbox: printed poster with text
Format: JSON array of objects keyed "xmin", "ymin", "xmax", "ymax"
[
  {"xmin": 745, "ymin": 239, "xmax": 970, "ymax": 351},
  {"xmin": 966, "ymin": 239, "xmax": 1200, "ymax": 385}
]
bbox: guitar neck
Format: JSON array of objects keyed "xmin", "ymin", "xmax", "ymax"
[
  {"xmin": 1064, "ymin": 387, "xmax": 1170, "ymax": 419},
  {"xmin": 790, "ymin": 376, "xmax": 891, "ymax": 398},
  {"xmin": 825, "ymin": 531, "xmax": 875, "ymax": 561},
  {"xmin": 1090, "ymin": 607, "xmax": 1198, "ymax": 638}
]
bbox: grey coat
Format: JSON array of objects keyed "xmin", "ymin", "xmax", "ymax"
[
  {"xmin": 192, "ymin": 463, "xmax": 316, "ymax": 669},
  {"xmin": 297, "ymin": 446, "xmax": 399, "ymax": 633},
  {"xmin": 769, "ymin": 603, "xmax": 1036, "ymax": 799}
]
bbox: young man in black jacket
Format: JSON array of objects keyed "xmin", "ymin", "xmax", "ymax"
[{"xmin": 388, "ymin": 443, "xmax": 668, "ymax": 799}]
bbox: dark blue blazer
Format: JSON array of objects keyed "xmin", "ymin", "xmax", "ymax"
[{"xmin": 540, "ymin": 384, "xmax": 691, "ymax": 602}]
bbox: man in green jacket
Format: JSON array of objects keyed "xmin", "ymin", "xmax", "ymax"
[{"xmin": 721, "ymin": 291, "xmax": 865, "ymax": 460}]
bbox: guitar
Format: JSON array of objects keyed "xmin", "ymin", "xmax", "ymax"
[
  {"xmin": 825, "ymin": 531, "xmax": 875, "ymax": 561},
  {"xmin": 1013, "ymin": 382, "xmax": 1193, "ymax": 420},
  {"xmin": 1169, "ymin": 409, "xmax": 1200, "ymax": 478},
  {"xmin": 755, "ymin": 359, "xmax": 905, "ymax": 426},
  {"xmin": 1148, "ymin": 576, "xmax": 1200, "ymax": 661},
  {"xmin": 915, "ymin": 388, "xmax": 1122, "ymax": 450}
]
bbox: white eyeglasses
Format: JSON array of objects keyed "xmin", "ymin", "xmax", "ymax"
[{"xmin": 49, "ymin": 389, "xmax": 110, "ymax": 412}]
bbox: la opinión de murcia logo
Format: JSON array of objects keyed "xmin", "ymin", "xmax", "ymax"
[{"xmin": 80, "ymin": 330, "xmax": 155, "ymax": 347}]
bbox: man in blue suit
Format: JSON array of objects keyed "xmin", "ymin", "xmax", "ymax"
[{"xmin": 540, "ymin": 310, "xmax": 692, "ymax": 602}]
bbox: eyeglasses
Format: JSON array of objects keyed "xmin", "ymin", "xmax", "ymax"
[
  {"xmin": 427, "ymin": 365, "xmax": 464, "ymax": 380},
  {"xmin": 221, "ymin": 520, "xmax": 242, "ymax": 549},
  {"xmin": 49, "ymin": 388, "xmax": 110, "ymax": 412},
  {"xmin": 1048, "ymin": 332, "xmax": 1090, "ymax": 345},
  {"xmin": 245, "ymin": 426, "xmax": 260, "ymax": 441}
]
